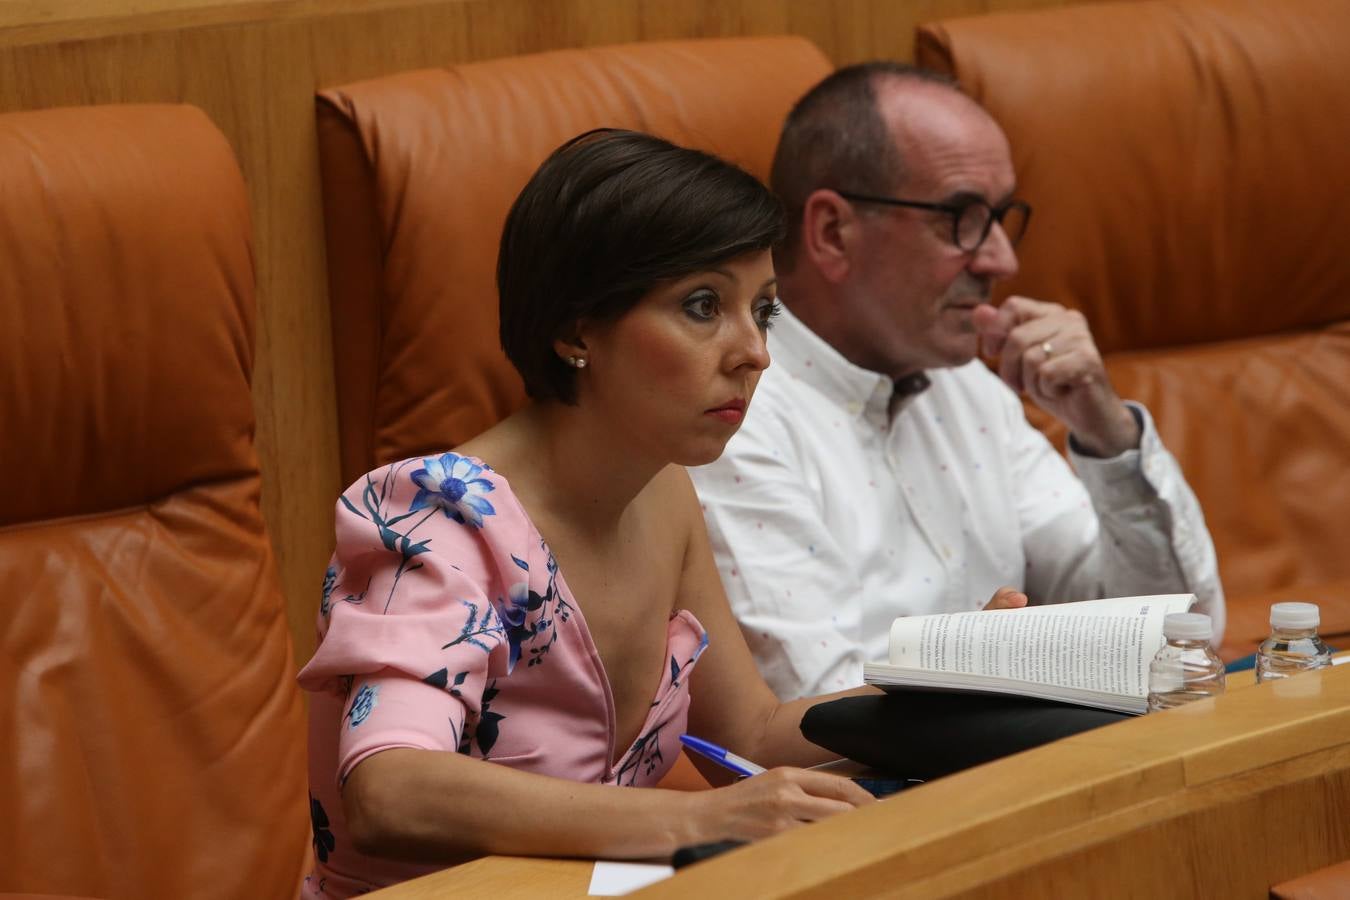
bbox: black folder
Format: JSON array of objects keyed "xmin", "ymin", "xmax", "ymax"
[{"xmin": 800, "ymin": 690, "xmax": 1131, "ymax": 780}]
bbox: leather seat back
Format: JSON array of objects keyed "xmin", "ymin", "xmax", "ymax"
[{"xmin": 0, "ymin": 104, "xmax": 309, "ymax": 900}]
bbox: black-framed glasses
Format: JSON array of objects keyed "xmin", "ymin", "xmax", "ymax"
[{"xmin": 836, "ymin": 191, "xmax": 1032, "ymax": 253}]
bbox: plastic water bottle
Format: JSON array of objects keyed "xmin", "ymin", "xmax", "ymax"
[
  {"xmin": 1255, "ymin": 602, "xmax": 1332, "ymax": 683},
  {"xmin": 1147, "ymin": 612, "xmax": 1226, "ymax": 712}
]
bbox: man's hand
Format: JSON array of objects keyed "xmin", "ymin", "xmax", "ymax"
[
  {"xmin": 983, "ymin": 586, "xmax": 1028, "ymax": 611},
  {"xmin": 972, "ymin": 296, "xmax": 1140, "ymax": 457}
]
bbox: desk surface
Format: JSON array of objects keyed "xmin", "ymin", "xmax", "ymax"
[
  {"xmin": 362, "ymin": 856, "xmax": 595, "ymax": 899},
  {"xmin": 364, "ymin": 660, "xmax": 1350, "ymax": 899}
]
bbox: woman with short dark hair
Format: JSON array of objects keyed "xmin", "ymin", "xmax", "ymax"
[
  {"xmin": 298, "ymin": 129, "xmax": 873, "ymax": 899},
  {"xmin": 499, "ymin": 129, "xmax": 787, "ymax": 404}
]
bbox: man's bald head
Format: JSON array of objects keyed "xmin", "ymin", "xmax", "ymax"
[{"xmin": 770, "ymin": 63, "xmax": 994, "ymax": 272}]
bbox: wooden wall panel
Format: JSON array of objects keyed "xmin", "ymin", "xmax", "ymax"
[{"xmin": 0, "ymin": 0, "xmax": 1124, "ymax": 666}]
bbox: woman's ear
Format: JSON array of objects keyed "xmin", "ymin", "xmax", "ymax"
[
  {"xmin": 800, "ymin": 189, "xmax": 857, "ymax": 284},
  {"xmin": 552, "ymin": 332, "xmax": 590, "ymax": 370}
]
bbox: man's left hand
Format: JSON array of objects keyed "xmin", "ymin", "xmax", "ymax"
[{"xmin": 973, "ymin": 296, "xmax": 1140, "ymax": 457}]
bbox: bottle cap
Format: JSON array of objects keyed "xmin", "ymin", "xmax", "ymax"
[
  {"xmin": 1163, "ymin": 612, "xmax": 1212, "ymax": 641},
  {"xmin": 1270, "ymin": 601, "xmax": 1320, "ymax": 630}
]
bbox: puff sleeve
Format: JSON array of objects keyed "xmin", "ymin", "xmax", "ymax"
[{"xmin": 298, "ymin": 454, "xmax": 525, "ymax": 784}]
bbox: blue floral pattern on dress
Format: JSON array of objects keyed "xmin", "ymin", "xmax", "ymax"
[
  {"xmin": 346, "ymin": 683, "xmax": 379, "ymax": 728},
  {"xmin": 499, "ymin": 581, "xmax": 532, "ymax": 670},
  {"xmin": 409, "ymin": 453, "xmax": 496, "ymax": 527},
  {"xmin": 320, "ymin": 566, "xmax": 338, "ymax": 617},
  {"xmin": 614, "ymin": 723, "xmax": 665, "ymax": 786},
  {"xmin": 309, "ymin": 794, "xmax": 336, "ymax": 863},
  {"xmin": 493, "ymin": 544, "xmax": 574, "ymax": 673},
  {"xmin": 338, "ymin": 459, "xmax": 444, "ymax": 613},
  {"xmin": 423, "ymin": 667, "xmax": 473, "ymax": 750},
  {"xmin": 669, "ymin": 631, "xmax": 709, "ymax": 692},
  {"xmin": 440, "ymin": 599, "xmax": 505, "ymax": 655},
  {"xmin": 468, "ymin": 681, "xmax": 506, "ymax": 757}
]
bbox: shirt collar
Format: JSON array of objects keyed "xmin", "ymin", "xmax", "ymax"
[{"xmin": 769, "ymin": 305, "xmax": 928, "ymax": 422}]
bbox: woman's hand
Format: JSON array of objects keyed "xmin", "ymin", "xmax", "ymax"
[{"xmin": 688, "ymin": 768, "xmax": 874, "ymax": 843}]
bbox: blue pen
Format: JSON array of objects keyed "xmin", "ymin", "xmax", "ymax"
[{"xmin": 679, "ymin": 734, "xmax": 767, "ymax": 778}]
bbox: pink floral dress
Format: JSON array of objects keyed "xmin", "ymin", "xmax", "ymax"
[{"xmin": 297, "ymin": 453, "xmax": 708, "ymax": 898}]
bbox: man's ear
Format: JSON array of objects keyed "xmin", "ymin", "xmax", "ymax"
[{"xmin": 800, "ymin": 189, "xmax": 857, "ymax": 284}]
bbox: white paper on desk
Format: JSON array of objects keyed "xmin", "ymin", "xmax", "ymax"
[{"xmin": 588, "ymin": 860, "xmax": 674, "ymax": 895}]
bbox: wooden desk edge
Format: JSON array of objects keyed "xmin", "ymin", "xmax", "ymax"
[{"xmin": 364, "ymin": 662, "xmax": 1350, "ymax": 899}]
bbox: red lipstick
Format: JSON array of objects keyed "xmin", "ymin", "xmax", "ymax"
[{"xmin": 706, "ymin": 398, "xmax": 746, "ymax": 425}]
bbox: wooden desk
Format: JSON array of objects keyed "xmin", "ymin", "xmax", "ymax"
[
  {"xmin": 366, "ymin": 662, "xmax": 1350, "ymax": 898},
  {"xmin": 360, "ymin": 856, "xmax": 594, "ymax": 899}
]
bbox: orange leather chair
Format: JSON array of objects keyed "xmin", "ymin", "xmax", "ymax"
[
  {"xmin": 0, "ymin": 105, "xmax": 309, "ymax": 900},
  {"xmin": 917, "ymin": 0, "xmax": 1350, "ymax": 658},
  {"xmin": 314, "ymin": 37, "xmax": 833, "ymax": 790}
]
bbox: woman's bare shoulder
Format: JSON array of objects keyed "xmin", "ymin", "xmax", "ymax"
[
  {"xmin": 644, "ymin": 464, "xmax": 701, "ymax": 511},
  {"xmin": 639, "ymin": 465, "xmax": 706, "ymax": 552}
]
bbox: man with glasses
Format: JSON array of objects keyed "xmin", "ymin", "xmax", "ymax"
[{"xmin": 690, "ymin": 63, "xmax": 1224, "ymax": 700}]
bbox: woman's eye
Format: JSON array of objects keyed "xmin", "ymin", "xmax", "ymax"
[
  {"xmin": 755, "ymin": 298, "xmax": 783, "ymax": 329},
  {"xmin": 683, "ymin": 292, "xmax": 719, "ymax": 321}
]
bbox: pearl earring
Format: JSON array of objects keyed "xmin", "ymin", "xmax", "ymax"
[{"xmin": 567, "ymin": 355, "xmax": 588, "ymax": 369}]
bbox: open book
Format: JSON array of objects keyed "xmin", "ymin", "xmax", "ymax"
[{"xmin": 863, "ymin": 594, "xmax": 1197, "ymax": 715}]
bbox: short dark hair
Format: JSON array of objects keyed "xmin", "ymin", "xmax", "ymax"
[
  {"xmin": 498, "ymin": 128, "xmax": 785, "ymax": 404},
  {"xmin": 770, "ymin": 62, "xmax": 959, "ymax": 271}
]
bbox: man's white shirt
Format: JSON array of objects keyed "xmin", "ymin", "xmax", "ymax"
[{"xmin": 690, "ymin": 306, "xmax": 1225, "ymax": 700}]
